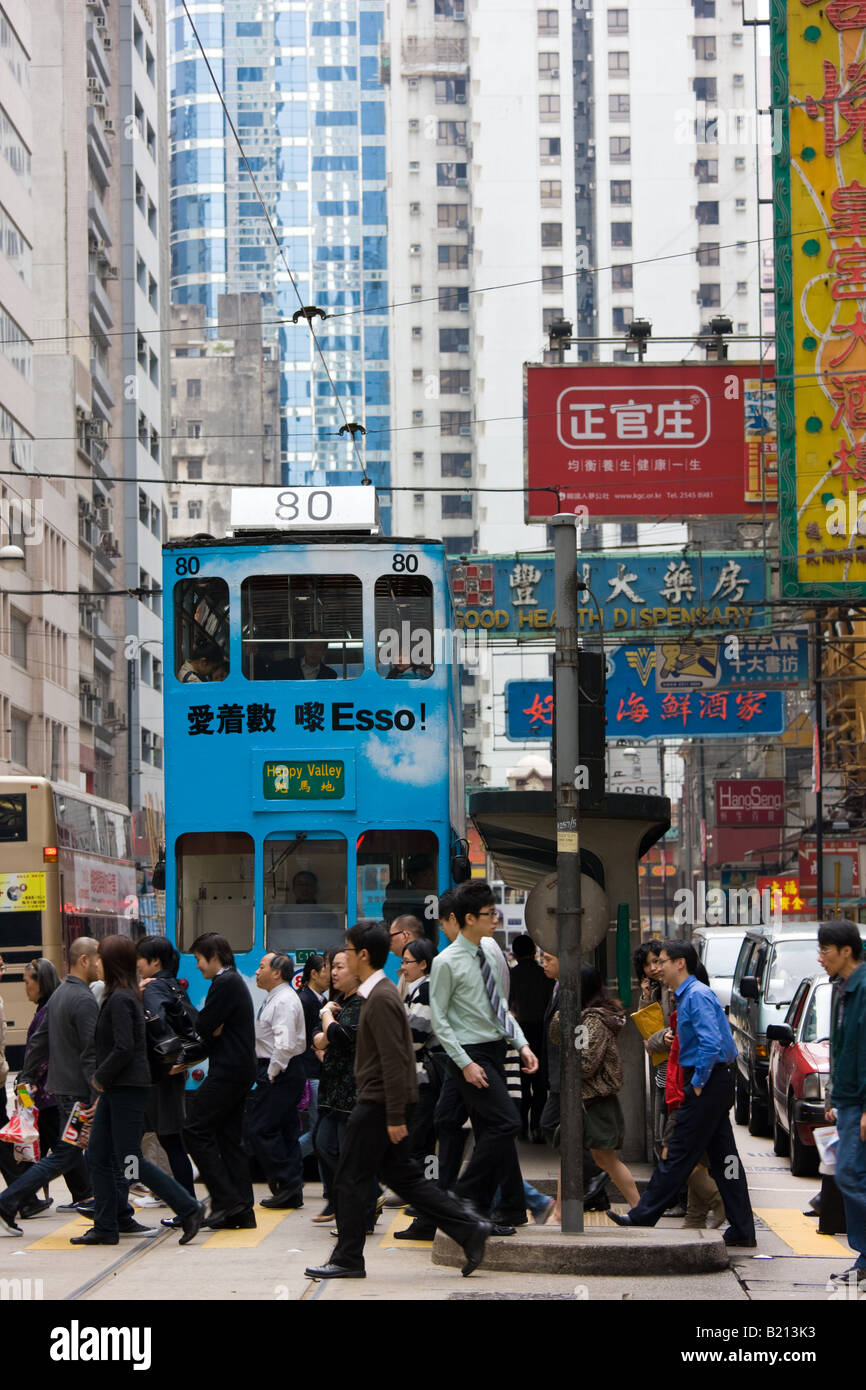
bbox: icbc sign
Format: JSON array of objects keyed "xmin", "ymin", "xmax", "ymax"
[
  {"xmin": 716, "ymin": 779, "xmax": 785, "ymax": 827},
  {"xmin": 524, "ymin": 362, "xmax": 777, "ymax": 522}
]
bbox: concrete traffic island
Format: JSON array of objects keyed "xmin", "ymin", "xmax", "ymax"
[{"xmin": 432, "ymin": 1225, "xmax": 729, "ymax": 1276}]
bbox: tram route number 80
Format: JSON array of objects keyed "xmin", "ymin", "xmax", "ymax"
[
  {"xmin": 274, "ymin": 489, "xmax": 333, "ymax": 523},
  {"xmin": 392, "ymin": 553, "xmax": 418, "ymax": 572}
]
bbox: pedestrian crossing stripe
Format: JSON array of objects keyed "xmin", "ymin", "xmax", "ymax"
[
  {"xmin": 202, "ymin": 1207, "xmax": 292, "ymax": 1248},
  {"xmin": 752, "ymin": 1208, "xmax": 850, "ymax": 1257},
  {"xmin": 24, "ymin": 1216, "xmax": 93, "ymax": 1250}
]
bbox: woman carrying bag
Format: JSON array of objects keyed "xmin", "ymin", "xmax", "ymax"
[
  {"xmin": 70, "ymin": 936, "xmax": 205, "ymax": 1247},
  {"xmin": 136, "ymin": 936, "xmax": 197, "ymax": 1213}
]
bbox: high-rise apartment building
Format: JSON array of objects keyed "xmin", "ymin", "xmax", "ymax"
[{"xmin": 168, "ymin": 1, "xmax": 392, "ymax": 524}]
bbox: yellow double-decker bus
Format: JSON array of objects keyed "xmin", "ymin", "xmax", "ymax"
[{"xmin": 0, "ymin": 777, "xmax": 136, "ymax": 1065}]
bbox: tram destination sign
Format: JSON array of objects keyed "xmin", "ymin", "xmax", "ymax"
[
  {"xmin": 263, "ymin": 759, "xmax": 345, "ymax": 800},
  {"xmin": 230, "ymin": 486, "xmax": 379, "ymax": 533}
]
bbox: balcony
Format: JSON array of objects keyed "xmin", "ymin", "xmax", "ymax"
[
  {"xmin": 89, "ymin": 354, "xmax": 115, "ymax": 413},
  {"xmin": 86, "ymin": 106, "xmax": 111, "ymax": 190},
  {"xmin": 88, "ymin": 273, "xmax": 114, "ymax": 336},
  {"xmin": 86, "ymin": 21, "xmax": 110, "ymax": 88},
  {"xmin": 401, "ymin": 37, "xmax": 468, "ymax": 76},
  {"xmin": 87, "ymin": 189, "xmax": 112, "ymax": 247}
]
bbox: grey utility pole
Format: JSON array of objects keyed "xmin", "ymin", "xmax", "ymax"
[{"xmin": 553, "ymin": 513, "xmax": 583, "ymax": 1234}]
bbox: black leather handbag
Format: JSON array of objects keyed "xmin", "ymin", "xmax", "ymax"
[{"xmin": 144, "ymin": 981, "xmax": 207, "ymax": 1068}]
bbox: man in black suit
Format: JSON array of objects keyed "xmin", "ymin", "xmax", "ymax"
[
  {"xmin": 282, "ymin": 636, "xmax": 338, "ymax": 681},
  {"xmin": 177, "ymin": 933, "xmax": 257, "ymax": 1229}
]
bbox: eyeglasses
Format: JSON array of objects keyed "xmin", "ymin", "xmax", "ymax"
[{"xmin": 476, "ymin": 908, "xmax": 497, "ymax": 918}]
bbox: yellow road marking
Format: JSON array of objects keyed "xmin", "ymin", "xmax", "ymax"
[
  {"xmin": 26, "ymin": 1216, "xmax": 95, "ymax": 1250},
  {"xmin": 754, "ymin": 1208, "xmax": 851, "ymax": 1257},
  {"xmin": 202, "ymin": 1207, "xmax": 290, "ymax": 1248}
]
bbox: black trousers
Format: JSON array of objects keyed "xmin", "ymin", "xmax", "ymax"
[
  {"xmin": 183, "ymin": 1074, "xmax": 253, "ymax": 1215},
  {"xmin": 0, "ymin": 1094, "xmax": 91, "ymax": 1212},
  {"xmin": 627, "ymin": 1063, "xmax": 755, "ymax": 1235},
  {"xmin": 89, "ymin": 1088, "xmax": 198, "ymax": 1236},
  {"xmin": 434, "ymin": 1063, "xmax": 469, "ymax": 1191},
  {"xmin": 246, "ymin": 1056, "xmax": 305, "ymax": 1194},
  {"xmin": 519, "ymin": 1021, "xmax": 548, "ymax": 1134},
  {"xmin": 332, "ymin": 1101, "xmax": 479, "ymax": 1271},
  {"xmin": 452, "ymin": 1042, "xmax": 523, "ymax": 1216}
]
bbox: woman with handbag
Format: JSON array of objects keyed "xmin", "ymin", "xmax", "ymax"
[
  {"xmin": 136, "ymin": 937, "xmax": 197, "ymax": 1212},
  {"xmin": 15, "ymin": 959, "xmax": 63, "ymax": 1215},
  {"xmin": 70, "ymin": 935, "xmax": 205, "ymax": 1246}
]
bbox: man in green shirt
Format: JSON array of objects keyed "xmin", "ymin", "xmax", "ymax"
[{"xmin": 429, "ymin": 881, "xmax": 538, "ymax": 1223}]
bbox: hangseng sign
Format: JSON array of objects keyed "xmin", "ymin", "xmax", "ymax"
[{"xmin": 450, "ymin": 551, "xmax": 768, "ymax": 638}]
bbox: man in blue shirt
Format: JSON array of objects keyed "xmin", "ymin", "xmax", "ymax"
[{"xmin": 608, "ymin": 940, "xmax": 755, "ymax": 1246}]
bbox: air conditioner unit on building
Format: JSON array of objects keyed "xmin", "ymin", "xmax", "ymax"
[
  {"xmin": 410, "ymin": 244, "xmax": 421, "ymax": 255},
  {"xmin": 102, "ymin": 117, "xmax": 115, "ymax": 133},
  {"xmin": 457, "ymin": 343, "xmax": 469, "ymax": 352},
  {"xmin": 102, "ymin": 36, "xmax": 112, "ymax": 50},
  {"xmin": 459, "ymin": 386, "xmax": 470, "ymax": 394},
  {"xmin": 459, "ymin": 425, "xmax": 471, "ymax": 435},
  {"xmin": 94, "ymin": 506, "xmax": 112, "ymax": 530},
  {"xmin": 105, "ymin": 701, "xmax": 127, "ymax": 728},
  {"xmin": 95, "ymin": 12, "xmax": 106, "ymax": 27},
  {"xmin": 81, "ymin": 680, "xmax": 95, "ymax": 696},
  {"xmin": 456, "ymin": 176, "xmax": 467, "ymax": 186},
  {"xmin": 84, "ymin": 417, "xmax": 106, "ymax": 439}
]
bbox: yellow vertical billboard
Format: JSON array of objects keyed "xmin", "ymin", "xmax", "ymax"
[{"xmin": 774, "ymin": 2, "xmax": 866, "ymax": 597}]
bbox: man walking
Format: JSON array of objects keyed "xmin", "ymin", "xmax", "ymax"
[
  {"xmin": 304, "ymin": 922, "xmax": 491, "ymax": 1280},
  {"xmin": 428, "ymin": 881, "xmax": 538, "ymax": 1228},
  {"xmin": 247, "ymin": 951, "xmax": 307, "ymax": 1210},
  {"xmin": 180, "ymin": 933, "xmax": 257, "ymax": 1230},
  {"xmin": 819, "ymin": 920, "xmax": 866, "ymax": 1289},
  {"xmin": 0, "ymin": 938, "xmax": 100, "ymax": 1235},
  {"xmin": 607, "ymin": 940, "xmax": 755, "ymax": 1247}
]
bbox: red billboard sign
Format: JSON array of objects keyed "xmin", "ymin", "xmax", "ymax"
[
  {"xmin": 716, "ymin": 779, "xmax": 785, "ymax": 827},
  {"xmin": 524, "ymin": 362, "xmax": 777, "ymax": 521},
  {"xmin": 799, "ymin": 837, "xmax": 862, "ymax": 896}
]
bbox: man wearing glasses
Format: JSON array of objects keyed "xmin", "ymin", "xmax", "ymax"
[
  {"xmin": 429, "ymin": 881, "xmax": 538, "ymax": 1229},
  {"xmin": 818, "ymin": 921, "xmax": 866, "ymax": 1290}
]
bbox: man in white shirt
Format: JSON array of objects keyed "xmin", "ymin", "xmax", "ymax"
[{"xmin": 247, "ymin": 952, "xmax": 308, "ymax": 1210}]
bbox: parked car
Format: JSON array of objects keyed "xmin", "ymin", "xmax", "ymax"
[
  {"xmin": 767, "ymin": 975, "xmax": 831, "ymax": 1177},
  {"xmin": 692, "ymin": 926, "xmax": 746, "ymax": 1011}
]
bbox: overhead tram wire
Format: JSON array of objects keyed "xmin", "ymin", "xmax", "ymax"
[{"xmin": 179, "ymin": 0, "xmax": 370, "ymax": 485}]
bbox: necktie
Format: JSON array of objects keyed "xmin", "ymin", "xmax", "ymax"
[{"xmin": 477, "ymin": 948, "xmax": 519, "ymax": 1042}]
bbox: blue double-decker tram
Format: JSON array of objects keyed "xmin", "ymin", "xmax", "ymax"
[{"xmin": 161, "ymin": 486, "xmax": 466, "ymax": 1014}]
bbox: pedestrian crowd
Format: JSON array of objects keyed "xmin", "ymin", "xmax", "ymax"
[{"xmin": 0, "ymin": 903, "xmax": 863, "ymax": 1286}]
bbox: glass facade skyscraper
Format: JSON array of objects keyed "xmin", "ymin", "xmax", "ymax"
[{"xmin": 169, "ymin": 1, "xmax": 390, "ymax": 523}]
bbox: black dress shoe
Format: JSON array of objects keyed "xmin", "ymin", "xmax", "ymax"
[
  {"xmin": 19, "ymin": 1197, "xmax": 53, "ymax": 1218},
  {"xmin": 70, "ymin": 1229, "xmax": 119, "ymax": 1246},
  {"xmin": 394, "ymin": 1218, "xmax": 436, "ymax": 1240},
  {"xmin": 490, "ymin": 1209, "xmax": 528, "ymax": 1227},
  {"xmin": 583, "ymin": 1171, "xmax": 608, "ymax": 1204},
  {"xmin": 584, "ymin": 1190, "xmax": 611, "ymax": 1213},
  {"xmin": 722, "ymin": 1228, "xmax": 757, "ymax": 1248},
  {"xmin": 161, "ymin": 1215, "xmax": 183, "ymax": 1228},
  {"xmin": 207, "ymin": 1207, "xmax": 257, "ymax": 1230},
  {"xmin": 606, "ymin": 1211, "xmax": 633, "ymax": 1227},
  {"xmin": 304, "ymin": 1262, "xmax": 366, "ymax": 1279},
  {"xmin": 260, "ymin": 1190, "xmax": 304, "ymax": 1210},
  {"xmin": 461, "ymin": 1220, "xmax": 492, "ymax": 1277},
  {"xmin": 488, "ymin": 1222, "xmax": 516, "ymax": 1237},
  {"xmin": 179, "ymin": 1202, "xmax": 207, "ymax": 1246}
]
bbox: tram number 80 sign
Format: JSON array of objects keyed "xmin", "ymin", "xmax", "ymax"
[{"xmin": 263, "ymin": 760, "xmax": 345, "ymax": 800}]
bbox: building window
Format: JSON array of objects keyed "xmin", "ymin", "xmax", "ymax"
[
  {"xmin": 608, "ymin": 52, "xmax": 629, "ymax": 78},
  {"xmin": 612, "ymin": 306, "xmax": 633, "ymax": 331},
  {"xmin": 693, "ymin": 36, "xmax": 716, "ymax": 60},
  {"xmin": 438, "ymin": 245, "xmax": 469, "ymax": 269},
  {"xmin": 435, "ymin": 78, "xmax": 467, "ymax": 104},
  {"xmin": 438, "ymin": 204, "xmax": 467, "ymax": 228},
  {"xmin": 10, "ymin": 711, "xmax": 27, "ymax": 765},
  {"xmin": 696, "ymin": 243, "xmax": 720, "ymax": 266},
  {"xmin": 611, "ymin": 222, "xmax": 632, "ymax": 247},
  {"xmin": 610, "ymin": 137, "xmax": 631, "ymax": 163},
  {"xmin": 736, "ymin": 281, "xmax": 748, "ymax": 294},
  {"xmin": 412, "ymin": 410, "xmax": 424, "ymax": 424},
  {"xmin": 440, "ymin": 369, "xmax": 471, "ymax": 393},
  {"xmin": 542, "ymin": 307, "xmax": 563, "ymax": 332},
  {"xmin": 539, "ymin": 95, "xmax": 560, "ymax": 122},
  {"xmin": 537, "ymin": 10, "xmax": 559, "ymax": 34},
  {"xmin": 441, "ymin": 453, "xmax": 472, "ymax": 478},
  {"xmin": 734, "ymin": 155, "xmax": 747, "ymax": 171},
  {"xmin": 435, "ymin": 0, "xmax": 465, "ymax": 14},
  {"xmin": 541, "ymin": 222, "xmax": 563, "ymax": 247},
  {"xmin": 440, "ymin": 328, "xmax": 470, "ymax": 353},
  {"xmin": 187, "ymin": 459, "xmax": 202, "ymax": 480},
  {"xmin": 540, "ymin": 137, "xmax": 561, "ymax": 162},
  {"xmin": 609, "ymin": 93, "xmax": 630, "ymax": 122},
  {"xmin": 186, "ymin": 378, "xmax": 201, "ymax": 398},
  {"xmin": 187, "ymin": 500, "xmax": 203, "ymax": 520},
  {"xmin": 437, "ymin": 120, "xmax": 467, "ymax": 145},
  {"xmin": 610, "ymin": 180, "xmax": 631, "ymax": 205},
  {"xmin": 692, "ymin": 0, "xmax": 716, "ymax": 14},
  {"xmin": 10, "ymin": 612, "xmax": 26, "ymax": 668},
  {"xmin": 436, "ymin": 162, "xmax": 468, "ymax": 186},
  {"xmin": 540, "ymin": 179, "xmax": 562, "ymax": 205},
  {"xmin": 441, "ymin": 495, "xmax": 472, "ymax": 518},
  {"xmin": 541, "ymin": 265, "xmax": 563, "ymax": 293},
  {"xmin": 439, "ymin": 286, "xmax": 469, "ymax": 311},
  {"xmin": 693, "ymin": 77, "xmax": 717, "ymax": 101},
  {"xmin": 696, "ymin": 158, "xmax": 718, "ymax": 183},
  {"xmin": 696, "ymin": 200, "xmax": 719, "ymax": 225},
  {"xmin": 612, "ymin": 264, "xmax": 633, "ymax": 291},
  {"xmin": 441, "ymin": 411, "xmax": 471, "ymax": 436},
  {"xmin": 699, "ymin": 283, "xmax": 721, "ymax": 307},
  {"xmin": 608, "ymin": 9, "xmax": 629, "ymax": 32},
  {"xmin": 187, "ymin": 421, "xmax": 202, "ymax": 439},
  {"xmin": 538, "ymin": 52, "xmax": 560, "ymax": 79}
]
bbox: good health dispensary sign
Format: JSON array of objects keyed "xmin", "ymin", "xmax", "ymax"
[
  {"xmin": 773, "ymin": 0, "xmax": 866, "ymax": 596},
  {"xmin": 524, "ymin": 362, "xmax": 777, "ymax": 522}
]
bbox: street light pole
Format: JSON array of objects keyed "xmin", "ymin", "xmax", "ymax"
[{"xmin": 553, "ymin": 513, "xmax": 583, "ymax": 1235}]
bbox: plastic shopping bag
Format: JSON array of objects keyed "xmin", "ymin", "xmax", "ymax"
[
  {"xmin": 813, "ymin": 1124, "xmax": 839, "ymax": 1174},
  {"xmin": 0, "ymin": 1090, "xmax": 40, "ymax": 1160}
]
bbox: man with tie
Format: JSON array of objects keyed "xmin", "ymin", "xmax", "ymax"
[
  {"xmin": 247, "ymin": 952, "xmax": 308, "ymax": 1210},
  {"xmin": 429, "ymin": 881, "xmax": 539, "ymax": 1228}
]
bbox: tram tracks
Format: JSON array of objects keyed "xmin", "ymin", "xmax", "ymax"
[{"xmin": 64, "ymin": 1227, "xmax": 173, "ymax": 1302}]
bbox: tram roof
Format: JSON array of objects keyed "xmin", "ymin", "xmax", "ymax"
[{"xmin": 163, "ymin": 532, "xmax": 449, "ymax": 551}]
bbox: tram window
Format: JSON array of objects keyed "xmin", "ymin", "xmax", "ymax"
[
  {"xmin": 263, "ymin": 834, "xmax": 347, "ymax": 953},
  {"xmin": 174, "ymin": 579, "xmax": 230, "ymax": 682},
  {"xmin": 356, "ymin": 830, "xmax": 438, "ymax": 939},
  {"xmin": 241, "ymin": 575, "xmax": 363, "ymax": 680},
  {"xmin": 176, "ymin": 832, "xmax": 254, "ymax": 954},
  {"xmin": 374, "ymin": 576, "xmax": 435, "ymax": 680}
]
